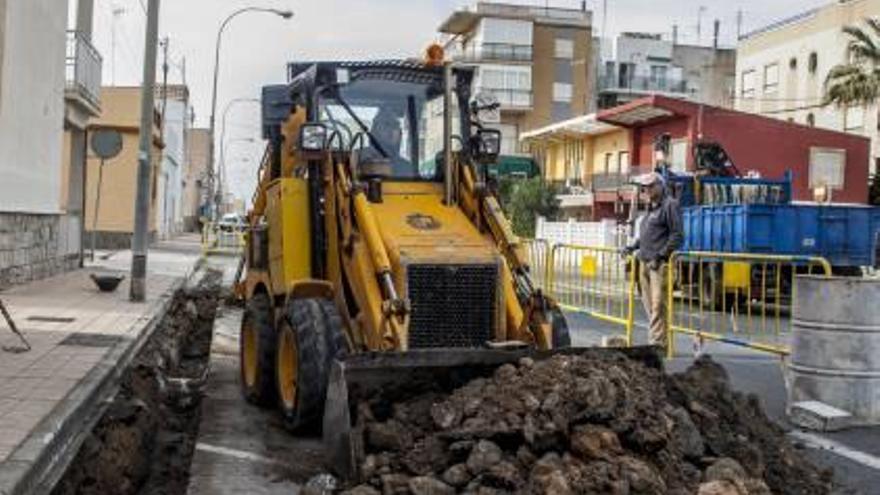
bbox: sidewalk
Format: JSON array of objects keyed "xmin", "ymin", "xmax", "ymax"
[{"xmin": 0, "ymin": 235, "xmax": 202, "ymax": 494}]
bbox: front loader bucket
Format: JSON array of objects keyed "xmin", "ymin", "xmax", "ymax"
[{"xmin": 322, "ymin": 346, "xmax": 662, "ymax": 480}]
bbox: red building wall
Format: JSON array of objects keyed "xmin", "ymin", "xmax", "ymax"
[{"xmin": 603, "ymin": 96, "xmax": 871, "ymax": 204}]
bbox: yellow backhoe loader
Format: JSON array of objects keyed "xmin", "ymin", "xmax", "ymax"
[{"xmin": 235, "ymin": 50, "xmax": 658, "ymax": 478}]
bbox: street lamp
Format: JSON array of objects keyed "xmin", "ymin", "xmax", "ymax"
[
  {"xmin": 217, "ymin": 97, "xmax": 260, "ymax": 206},
  {"xmin": 207, "ymin": 7, "xmax": 293, "ymax": 219}
]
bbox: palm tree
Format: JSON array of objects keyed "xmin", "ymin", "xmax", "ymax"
[{"xmin": 824, "ymin": 18, "xmax": 880, "ymax": 108}]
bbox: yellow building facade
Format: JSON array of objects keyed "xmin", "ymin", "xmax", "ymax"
[{"xmin": 84, "ymin": 87, "xmax": 164, "ymax": 248}]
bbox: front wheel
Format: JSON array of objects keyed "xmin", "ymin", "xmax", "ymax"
[
  {"xmin": 550, "ymin": 307, "xmax": 571, "ymax": 348},
  {"xmin": 240, "ymin": 293, "xmax": 276, "ymax": 407},
  {"xmin": 275, "ymin": 298, "xmax": 347, "ymax": 431}
]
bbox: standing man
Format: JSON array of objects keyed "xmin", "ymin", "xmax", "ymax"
[{"xmin": 624, "ymin": 172, "xmax": 683, "ymax": 350}]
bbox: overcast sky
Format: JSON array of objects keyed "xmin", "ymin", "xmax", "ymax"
[{"xmin": 82, "ymin": 0, "xmax": 829, "ymax": 201}]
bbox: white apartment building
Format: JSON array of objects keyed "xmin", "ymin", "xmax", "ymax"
[
  {"xmin": 157, "ymin": 85, "xmax": 190, "ymax": 238},
  {"xmin": 736, "ymin": 0, "xmax": 880, "ymax": 175},
  {"xmin": 598, "ymin": 32, "xmax": 736, "ymax": 109}
]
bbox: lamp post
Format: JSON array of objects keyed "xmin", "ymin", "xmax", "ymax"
[
  {"xmin": 217, "ymin": 97, "xmax": 260, "ymax": 204},
  {"xmin": 207, "ymin": 7, "xmax": 292, "ymax": 220}
]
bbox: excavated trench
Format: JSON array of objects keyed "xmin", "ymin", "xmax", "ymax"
[{"xmin": 52, "ymin": 270, "xmax": 221, "ymax": 495}]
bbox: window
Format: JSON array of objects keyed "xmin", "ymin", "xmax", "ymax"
[
  {"xmin": 670, "ymin": 139, "xmax": 688, "ymax": 172},
  {"xmin": 789, "ymin": 57, "xmax": 798, "ymax": 70},
  {"xmin": 618, "ymin": 151, "xmax": 630, "ymax": 174},
  {"xmin": 763, "ymin": 63, "xmax": 779, "ymax": 93},
  {"xmin": 741, "ymin": 70, "xmax": 756, "ymax": 98},
  {"xmin": 553, "ymin": 82, "xmax": 573, "ymax": 103},
  {"xmin": 650, "ymin": 65, "xmax": 668, "ymax": 90},
  {"xmin": 845, "ymin": 105, "xmax": 865, "ymax": 130},
  {"xmin": 808, "ymin": 52, "xmax": 818, "ymax": 74},
  {"xmin": 555, "ymin": 38, "xmax": 574, "ymax": 59},
  {"xmin": 809, "ymin": 147, "xmax": 845, "ymax": 189},
  {"xmin": 603, "ymin": 153, "xmax": 613, "ymax": 174}
]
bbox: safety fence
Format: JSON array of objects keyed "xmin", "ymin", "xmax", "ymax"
[
  {"xmin": 666, "ymin": 252, "xmax": 831, "ymax": 358},
  {"xmin": 525, "ymin": 240, "xmax": 635, "ymax": 345},
  {"xmin": 201, "ymin": 223, "xmax": 246, "ymax": 255},
  {"xmin": 525, "ymin": 240, "xmax": 833, "ymax": 357}
]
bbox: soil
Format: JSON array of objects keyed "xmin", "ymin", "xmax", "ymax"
[
  {"xmin": 343, "ymin": 351, "xmax": 833, "ymax": 495},
  {"xmin": 52, "ymin": 270, "xmax": 221, "ymax": 495}
]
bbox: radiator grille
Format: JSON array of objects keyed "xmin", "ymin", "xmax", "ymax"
[{"xmin": 407, "ymin": 264, "xmax": 497, "ymax": 348}]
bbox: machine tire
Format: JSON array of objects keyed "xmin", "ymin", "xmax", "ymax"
[
  {"xmin": 550, "ymin": 307, "xmax": 571, "ymax": 348},
  {"xmin": 275, "ymin": 298, "xmax": 346, "ymax": 431},
  {"xmin": 240, "ymin": 292, "xmax": 277, "ymax": 407}
]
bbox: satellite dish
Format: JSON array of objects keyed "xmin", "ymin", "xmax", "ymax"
[{"xmin": 90, "ymin": 129, "xmax": 123, "ymax": 160}]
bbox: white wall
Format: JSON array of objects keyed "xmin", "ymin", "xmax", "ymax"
[
  {"xmin": 159, "ymin": 97, "xmax": 188, "ymax": 237},
  {"xmin": 0, "ymin": 0, "xmax": 67, "ymax": 213},
  {"xmin": 736, "ymin": 24, "xmax": 879, "ymax": 174}
]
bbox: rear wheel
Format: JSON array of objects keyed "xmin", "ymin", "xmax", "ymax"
[
  {"xmin": 240, "ymin": 292, "xmax": 276, "ymax": 407},
  {"xmin": 276, "ymin": 298, "xmax": 346, "ymax": 431}
]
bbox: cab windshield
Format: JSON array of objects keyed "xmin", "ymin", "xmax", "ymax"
[{"xmin": 319, "ymin": 77, "xmax": 460, "ymax": 181}]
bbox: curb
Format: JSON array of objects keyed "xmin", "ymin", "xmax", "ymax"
[{"xmin": 0, "ymin": 265, "xmax": 204, "ymax": 495}]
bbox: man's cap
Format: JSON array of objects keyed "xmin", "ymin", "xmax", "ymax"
[{"xmin": 634, "ymin": 172, "xmax": 666, "ymax": 187}]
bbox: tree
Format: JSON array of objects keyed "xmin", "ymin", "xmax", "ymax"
[
  {"xmin": 824, "ymin": 18, "xmax": 880, "ymax": 108},
  {"xmin": 499, "ymin": 177, "xmax": 560, "ymax": 238}
]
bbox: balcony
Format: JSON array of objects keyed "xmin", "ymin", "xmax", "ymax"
[
  {"xmin": 598, "ymin": 74, "xmax": 688, "ymax": 96},
  {"xmin": 65, "ymin": 30, "xmax": 103, "ymax": 121},
  {"xmin": 481, "ymin": 87, "xmax": 533, "ymax": 111},
  {"xmin": 456, "ymin": 43, "xmax": 533, "ymax": 63}
]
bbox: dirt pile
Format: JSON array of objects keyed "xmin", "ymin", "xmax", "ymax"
[
  {"xmin": 52, "ymin": 271, "xmax": 220, "ymax": 495},
  {"xmin": 344, "ymin": 352, "xmax": 832, "ymax": 495}
]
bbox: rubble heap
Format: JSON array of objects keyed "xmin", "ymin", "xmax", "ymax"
[{"xmin": 345, "ymin": 352, "xmax": 831, "ymax": 495}]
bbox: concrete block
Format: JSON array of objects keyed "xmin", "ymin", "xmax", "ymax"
[{"xmin": 789, "ymin": 401, "xmax": 853, "ymax": 432}]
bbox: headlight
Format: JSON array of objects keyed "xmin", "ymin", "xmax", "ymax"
[{"xmin": 299, "ymin": 123, "xmax": 328, "ymax": 152}]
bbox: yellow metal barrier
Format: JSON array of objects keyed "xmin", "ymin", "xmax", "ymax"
[
  {"xmin": 666, "ymin": 251, "xmax": 832, "ymax": 358},
  {"xmin": 523, "ymin": 239, "xmax": 551, "ymax": 291},
  {"xmin": 201, "ymin": 222, "xmax": 246, "ymax": 255},
  {"xmin": 547, "ymin": 244, "xmax": 637, "ymax": 346}
]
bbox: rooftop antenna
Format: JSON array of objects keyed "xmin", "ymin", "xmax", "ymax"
[
  {"xmin": 736, "ymin": 10, "xmax": 744, "ymax": 40},
  {"xmin": 111, "ymin": 3, "xmax": 127, "ymax": 85},
  {"xmin": 697, "ymin": 5, "xmax": 707, "ymax": 45}
]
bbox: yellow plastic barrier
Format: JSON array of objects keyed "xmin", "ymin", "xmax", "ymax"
[
  {"xmin": 665, "ymin": 251, "xmax": 832, "ymax": 358},
  {"xmin": 547, "ymin": 244, "xmax": 637, "ymax": 346},
  {"xmin": 201, "ymin": 222, "xmax": 246, "ymax": 255}
]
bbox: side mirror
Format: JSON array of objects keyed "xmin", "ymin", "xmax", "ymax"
[
  {"xmin": 472, "ymin": 129, "xmax": 502, "ymax": 164},
  {"xmin": 298, "ymin": 123, "xmax": 328, "ymax": 157},
  {"xmin": 470, "ymin": 92, "xmax": 501, "ymax": 124}
]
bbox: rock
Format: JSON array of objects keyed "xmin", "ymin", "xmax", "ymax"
[
  {"xmin": 705, "ymin": 458, "xmax": 748, "ymax": 484},
  {"xmin": 483, "ymin": 460, "xmax": 523, "ymax": 490},
  {"xmin": 667, "ymin": 406, "xmax": 705, "ymax": 459},
  {"xmin": 570, "ymin": 425, "xmax": 622, "ymax": 460},
  {"xmin": 408, "ymin": 476, "xmax": 455, "ymax": 495},
  {"xmin": 697, "ymin": 480, "xmax": 745, "ymax": 495},
  {"xmin": 449, "ymin": 440, "xmax": 475, "ymax": 462},
  {"xmin": 494, "ymin": 363, "xmax": 517, "ymax": 380},
  {"xmin": 442, "ymin": 463, "xmax": 471, "ymax": 487},
  {"xmin": 366, "ymin": 420, "xmax": 411, "ymax": 451},
  {"xmin": 466, "ymin": 440, "xmax": 503, "ymax": 474},
  {"xmin": 518, "ymin": 357, "xmax": 535, "ymax": 369},
  {"xmin": 380, "ymin": 473, "xmax": 410, "ymax": 495},
  {"xmin": 341, "ymin": 486, "xmax": 380, "ymax": 495},
  {"xmin": 431, "ymin": 401, "xmax": 462, "ymax": 430},
  {"xmin": 360, "ymin": 455, "xmax": 379, "ymax": 481},
  {"xmin": 743, "ymin": 478, "xmax": 773, "ymax": 495},
  {"xmin": 619, "ymin": 456, "xmax": 665, "ymax": 494}
]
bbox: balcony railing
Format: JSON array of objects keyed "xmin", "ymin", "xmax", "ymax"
[
  {"xmin": 457, "ymin": 43, "xmax": 533, "ymax": 62},
  {"xmin": 65, "ymin": 30, "xmax": 103, "ymax": 110},
  {"xmin": 481, "ymin": 87, "xmax": 533, "ymax": 109},
  {"xmin": 598, "ymin": 74, "xmax": 688, "ymax": 95}
]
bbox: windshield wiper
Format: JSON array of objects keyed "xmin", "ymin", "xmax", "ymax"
[{"xmin": 332, "ymin": 93, "xmax": 390, "ymax": 158}]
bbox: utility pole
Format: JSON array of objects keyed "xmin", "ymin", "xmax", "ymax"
[
  {"xmin": 130, "ymin": 0, "xmax": 161, "ymax": 302},
  {"xmin": 160, "ymin": 36, "xmax": 169, "ymax": 123}
]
